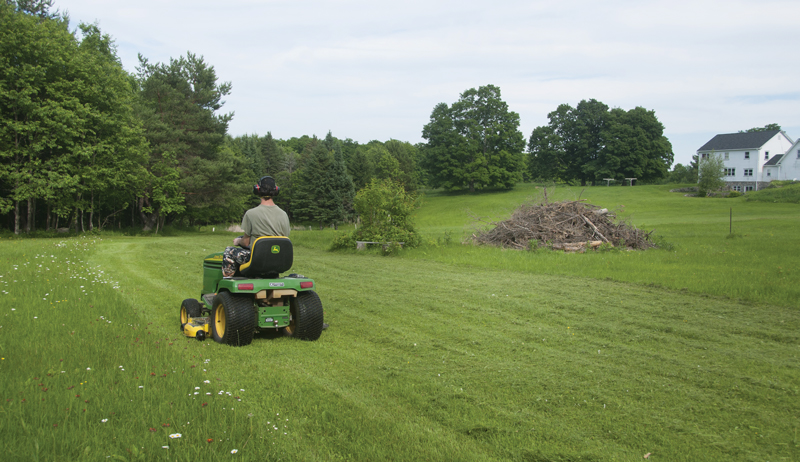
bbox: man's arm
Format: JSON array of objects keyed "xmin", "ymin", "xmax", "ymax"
[{"xmin": 233, "ymin": 235, "xmax": 251, "ymax": 248}]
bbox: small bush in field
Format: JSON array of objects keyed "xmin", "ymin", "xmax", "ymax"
[
  {"xmin": 697, "ymin": 155, "xmax": 726, "ymax": 197},
  {"xmin": 331, "ymin": 179, "xmax": 421, "ymax": 250}
]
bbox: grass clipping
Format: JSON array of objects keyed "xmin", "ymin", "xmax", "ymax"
[{"xmin": 472, "ymin": 196, "xmax": 656, "ymax": 252}]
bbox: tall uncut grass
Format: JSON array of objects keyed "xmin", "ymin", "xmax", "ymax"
[{"xmin": 0, "ymin": 238, "xmax": 297, "ymax": 460}]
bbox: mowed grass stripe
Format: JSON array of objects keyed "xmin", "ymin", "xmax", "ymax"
[{"xmin": 84, "ymin": 235, "xmax": 800, "ymax": 461}]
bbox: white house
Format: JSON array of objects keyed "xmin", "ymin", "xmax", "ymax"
[
  {"xmin": 697, "ymin": 130, "xmax": 795, "ymax": 191},
  {"xmin": 763, "ymin": 138, "xmax": 800, "ymax": 182}
]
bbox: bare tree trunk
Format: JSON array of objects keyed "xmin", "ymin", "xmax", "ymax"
[
  {"xmin": 46, "ymin": 204, "xmax": 51, "ymax": 231},
  {"xmin": 26, "ymin": 198, "xmax": 32, "ymax": 233},
  {"xmin": 14, "ymin": 200, "xmax": 20, "ymax": 235},
  {"xmin": 72, "ymin": 192, "xmax": 80, "ymax": 232},
  {"xmin": 88, "ymin": 192, "xmax": 94, "ymax": 231}
]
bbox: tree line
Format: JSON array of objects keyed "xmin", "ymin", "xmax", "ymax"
[
  {"xmin": 230, "ymin": 132, "xmax": 423, "ymax": 230},
  {"xmin": 0, "ymin": 1, "xmax": 430, "ymax": 234},
  {"xmin": 1, "ymin": 1, "xmax": 243, "ymax": 234},
  {"xmin": 1, "ymin": 1, "xmax": 680, "ymax": 235}
]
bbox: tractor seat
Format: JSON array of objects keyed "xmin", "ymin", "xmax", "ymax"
[{"xmin": 239, "ymin": 236, "xmax": 293, "ymax": 279}]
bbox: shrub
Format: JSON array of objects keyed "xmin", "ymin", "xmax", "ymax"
[
  {"xmin": 697, "ymin": 154, "xmax": 726, "ymax": 196},
  {"xmin": 330, "ymin": 179, "xmax": 421, "ymax": 250}
]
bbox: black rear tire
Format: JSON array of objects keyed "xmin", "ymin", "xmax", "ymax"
[
  {"xmin": 211, "ymin": 292, "xmax": 256, "ymax": 346},
  {"xmin": 284, "ymin": 290, "xmax": 324, "ymax": 341},
  {"xmin": 180, "ymin": 299, "xmax": 202, "ymax": 329}
]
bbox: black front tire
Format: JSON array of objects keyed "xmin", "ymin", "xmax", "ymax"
[
  {"xmin": 180, "ymin": 299, "xmax": 202, "ymax": 329},
  {"xmin": 211, "ymin": 292, "xmax": 256, "ymax": 346},
  {"xmin": 284, "ymin": 290, "xmax": 324, "ymax": 341}
]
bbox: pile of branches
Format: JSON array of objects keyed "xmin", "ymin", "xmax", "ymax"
[{"xmin": 472, "ymin": 196, "xmax": 656, "ymax": 252}]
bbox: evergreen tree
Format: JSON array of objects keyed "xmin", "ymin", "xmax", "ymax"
[
  {"xmin": 340, "ymin": 137, "xmax": 359, "ymax": 170},
  {"xmin": 292, "ymin": 144, "xmax": 345, "ymax": 229},
  {"xmin": 346, "ymin": 145, "xmax": 372, "ymax": 192},
  {"xmin": 331, "ymin": 148, "xmax": 355, "ymax": 223},
  {"xmin": 260, "ymin": 132, "xmax": 284, "ymax": 175},
  {"xmin": 135, "ymin": 52, "xmax": 235, "ymax": 230}
]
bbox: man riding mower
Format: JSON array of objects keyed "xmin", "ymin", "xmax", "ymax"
[{"xmin": 180, "ymin": 176, "xmax": 325, "ymax": 345}]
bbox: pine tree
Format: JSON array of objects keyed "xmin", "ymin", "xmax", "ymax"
[{"xmin": 292, "ymin": 144, "xmax": 341, "ymax": 229}]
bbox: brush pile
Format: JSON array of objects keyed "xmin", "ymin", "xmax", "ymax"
[{"xmin": 471, "ymin": 196, "xmax": 656, "ymax": 252}]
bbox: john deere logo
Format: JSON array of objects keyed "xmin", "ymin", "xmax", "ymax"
[{"xmin": 271, "ymin": 245, "xmax": 280, "ymax": 254}]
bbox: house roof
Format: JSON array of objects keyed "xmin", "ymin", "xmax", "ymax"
[
  {"xmin": 764, "ymin": 154, "xmax": 784, "ymax": 166},
  {"xmin": 698, "ymin": 130, "xmax": 784, "ymax": 151}
]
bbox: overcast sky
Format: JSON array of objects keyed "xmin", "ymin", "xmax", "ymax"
[{"xmin": 59, "ymin": 0, "xmax": 799, "ymax": 167}]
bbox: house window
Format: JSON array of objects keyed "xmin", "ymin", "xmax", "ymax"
[
  {"xmin": 701, "ymin": 153, "xmax": 708, "ymax": 159},
  {"xmin": 797, "ymin": 149, "xmax": 799, "ymax": 159},
  {"xmin": 745, "ymin": 186, "xmax": 754, "ymax": 192},
  {"xmin": 765, "ymin": 151, "xmax": 769, "ymax": 160},
  {"xmin": 767, "ymin": 171, "xmax": 771, "ymax": 176},
  {"xmin": 724, "ymin": 152, "xmax": 729, "ymax": 160},
  {"xmin": 724, "ymin": 168, "xmax": 736, "ymax": 176},
  {"xmin": 744, "ymin": 152, "xmax": 750, "ymax": 159},
  {"xmin": 732, "ymin": 185, "xmax": 741, "ymax": 192},
  {"xmin": 744, "ymin": 169, "xmax": 753, "ymax": 176}
]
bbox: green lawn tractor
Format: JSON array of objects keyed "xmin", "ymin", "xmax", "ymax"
[{"xmin": 180, "ymin": 236, "xmax": 324, "ymax": 346}]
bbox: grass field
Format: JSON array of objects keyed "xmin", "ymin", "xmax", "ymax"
[
  {"xmin": 1, "ymin": 185, "xmax": 799, "ymax": 461},
  {"xmin": 402, "ymin": 183, "xmax": 800, "ymax": 308}
]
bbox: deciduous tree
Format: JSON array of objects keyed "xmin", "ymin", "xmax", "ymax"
[
  {"xmin": 0, "ymin": 5, "xmax": 146, "ymax": 233},
  {"xmin": 332, "ymin": 178, "xmax": 420, "ymax": 250},
  {"xmin": 697, "ymin": 154, "xmax": 726, "ymax": 196},
  {"xmin": 527, "ymin": 100, "xmax": 672, "ymax": 185},
  {"xmin": 741, "ymin": 123, "xmax": 781, "ymax": 133},
  {"xmin": 422, "ymin": 85, "xmax": 524, "ymax": 192}
]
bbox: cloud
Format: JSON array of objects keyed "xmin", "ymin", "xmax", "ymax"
[
  {"xmin": 730, "ymin": 93, "xmax": 800, "ymax": 105},
  {"xmin": 59, "ymin": 0, "xmax": 800, "ymax": 166}
]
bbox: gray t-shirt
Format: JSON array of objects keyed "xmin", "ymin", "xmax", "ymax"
[{"xmin": 241, "ymin": 204, "xmax": 290, "ymax": 239}]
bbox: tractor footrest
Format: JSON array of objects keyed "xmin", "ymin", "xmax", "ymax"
[{"xmin": 202, "ymin": 293, "xmax": 215, "ymax": 307}]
